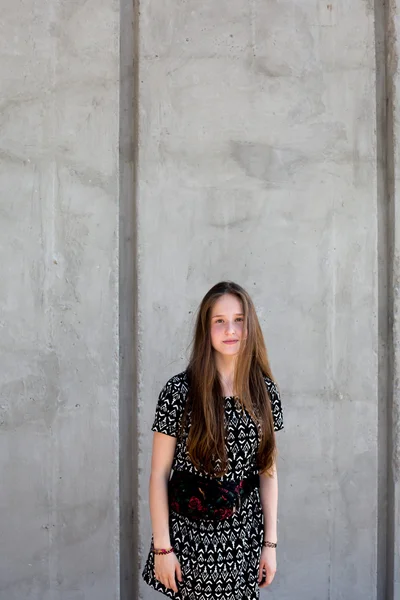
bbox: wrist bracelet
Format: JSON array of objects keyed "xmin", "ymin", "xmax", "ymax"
[
  {"xmin": 151, "ymin": 542, "xmax": 175, "ymax": 555},
  {"xmin": 263, "ymin": 540, "xmax": 277, "ymax": 548}
]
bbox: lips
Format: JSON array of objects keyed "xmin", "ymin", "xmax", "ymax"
[{"xmin": 223, "ymin": 340, "xmax": 238, "ymax": 344}]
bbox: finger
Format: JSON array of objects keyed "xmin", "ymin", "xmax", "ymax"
[
  {"xmin": 258, "ymin": 562, "xmax": 265, "ymax": 583},
  {"xmin": 168, "ymin": 577, "xmax": 178, "ymax": 593},
  {"xmin": 259, "ymin": 568, "xmax": 268, "ymax": 589},
  {"xmin": 259, "ymin": 569, "xmax": 276, "ymax": 588},
  {"xmin": 160, "ymin": 575, "xmax": 168, "ymax": 588},
  {"xmin": 266, "ymin": 570, "xmax": 276, "ymax": 585}
]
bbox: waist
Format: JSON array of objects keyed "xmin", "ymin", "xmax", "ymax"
[{"xmin": 170, "ymin": 469, "xmax": 260, "ymax": 492}]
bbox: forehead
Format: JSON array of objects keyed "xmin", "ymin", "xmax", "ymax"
[{"xmin": 210, "ymin": 293, "xmax": 243, "ymax": 316}]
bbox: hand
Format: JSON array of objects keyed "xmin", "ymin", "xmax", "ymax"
[
  {"xmin": 258, "ymin": 545, "xmax": 276, "ymax": 588},
  {"xmin": 154, "ymin": 552, "xmax": 183, "ymax": 593}
]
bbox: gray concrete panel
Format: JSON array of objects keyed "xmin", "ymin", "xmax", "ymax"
[
  {"xmin": 138, "ymin": 2, "xmax": 378, "ymax": 599},
  {"xmin": 386, "ymin": 2, "xmax": 400, "ymax": 598},
  {"xmin": 1, "ymin": 0, "xmax": 399, "ymax": 598},
  {"xmin": 0, "ymin": 1, "xmax": 120, "ymax": 599}
]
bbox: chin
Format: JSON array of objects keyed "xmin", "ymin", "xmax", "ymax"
[{"xmin": 219, "ymin": 346, "xmax": 240, "ymax": 355}]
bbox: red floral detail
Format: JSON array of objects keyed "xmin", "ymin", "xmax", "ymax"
[
  {"xmin": 170, "ymin": 501, "xmax": 179, "ymax": 512},
  {"xmin": 216, "ymin": 507, "xmax": 234, "ymax": 519},
  {"xmin": 188, "ymin": 496, "xmax": 204, "ymax": 511}
]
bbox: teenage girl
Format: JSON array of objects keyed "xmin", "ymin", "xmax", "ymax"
[{"xmin": 142, "ymin": 280, "xmax": 284, "ymax": 599}]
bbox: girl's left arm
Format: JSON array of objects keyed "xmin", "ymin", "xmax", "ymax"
[
  {"xmin": 259, "ymin": 461, "xmax": 278, "ymax": 543},
  {"xmin": 257, "ymin": 462, "xmax": 279, "ymax": 587}
]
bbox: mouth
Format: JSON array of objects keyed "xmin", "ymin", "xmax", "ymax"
[{"xmin": 223, "ymin": 340, "xmax": 239, "ymax": 344}]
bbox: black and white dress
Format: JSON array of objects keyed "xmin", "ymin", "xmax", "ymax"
[{"xmin": 142, "ymin": 370, "xmax": 284, "ymax": 600}]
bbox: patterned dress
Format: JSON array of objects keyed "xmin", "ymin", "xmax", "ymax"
[{"xmin": 142, "ymin": 370, "xmax": 284, "ymax": 600}]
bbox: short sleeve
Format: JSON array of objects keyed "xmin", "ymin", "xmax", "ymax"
[
  {"xmin": 151, "ymin": 374, "xmax": 187, "ymax": 437},
  {"xmin": 265, "ymin": 378, "xmax": 284, "ymax": 432}
]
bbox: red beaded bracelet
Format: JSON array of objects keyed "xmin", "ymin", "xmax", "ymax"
[
  {"xmin": 151, "ymin": 542, "xmax": 175, "ymax": 555},
  {"xmin": 263, "ymin": 540, "xmax": 277, "ymax": 548}
]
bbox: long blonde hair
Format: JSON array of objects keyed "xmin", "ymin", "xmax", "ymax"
[{"xmin": 180, "ymin": 281, "xmax": 277, "ymax": 477}]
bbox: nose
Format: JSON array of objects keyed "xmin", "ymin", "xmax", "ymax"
[{"xmin": 225, "ymin": 320, "xmax": 236, "ymax": 334}]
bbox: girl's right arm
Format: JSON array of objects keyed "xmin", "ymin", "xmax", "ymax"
[
  {"xmin": 149, "ymin": 431, "xmax": 176, "ymax": 547},
  {"xmin": 149, "ymin": 431, "xmax": 183, "ymax": 592}
]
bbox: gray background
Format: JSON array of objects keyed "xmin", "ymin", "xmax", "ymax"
[{"xmin": 1, "ymin": 1, "xmax": 399, "ymax": 599}]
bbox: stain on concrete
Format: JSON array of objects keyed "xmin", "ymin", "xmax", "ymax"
[
  {"xmin": 392, "ymin": 254, "xmax": 400, "ymax": 482},
  {"xmin": 387, "ymin": 3, "xmax": 399, "ymax": 80},
  {"xmin": 338, "ymin": 452, "xmax": 378, "ymax": 523},
  {"xmin": 393, "ymin": 376, "xmax": 400, "ymax": 482},
  {"xmin": 62, "ymin": 163, "xmax": 115, "ymax": 194},
  {"xmin": 230, "ymin": 141, "xmax": 307, "ymax": 187},
  {"xmin": 0, "ymin": 574, "xmax": 48, "ymax": 599},
  {"xmin": 252, "ymin": 57, "xmax": 293, "ymax": 79},
  {"xmin": 58, "ymin": 499, "xmax": 110, "ymax": 546},
  {"xmin": 202, "ymin": 189, "xmax": 265, "ymax": 229},
  {"xmin": 0, "ymin": 352, "xmax": 64, "ymax": 430},
  {"xmin": 362, "ymin": 0, "xmax": 374, "ymax": 14}
]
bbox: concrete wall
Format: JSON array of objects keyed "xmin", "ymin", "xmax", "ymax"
[
  {"xmin": 136, "ymin": 1, "xmax": 393, "ymax": 600},
  {"xmin": 385, "ymin": 2, "xmax": 400, "ymax": 598},
  {"xmin": 0, "ymin": 1, "xmax": 120, "ymax": 599},
  {"xmin": 1, "ymin": 1, "xmax": 400, "ymax": 600}
]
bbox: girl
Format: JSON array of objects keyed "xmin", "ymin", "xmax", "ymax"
[{"xmin": 142, "ymin": 281, "xmax": 284, "ymax": 599}]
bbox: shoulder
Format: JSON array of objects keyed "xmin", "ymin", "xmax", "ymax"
[
  {"xmin": 262, "ymin": 374, "xmax": 284, "ymax": 432},
  {"xmin": 151, "ymin": 370, "xmax": 190, "ymax": 437},
  {"xmin": 262, "ymin": 375, "xmax": 280, "ymax": 399},
  {"xmin": 159, "ymin": 370, "xmax": 190, "ymax": 398},
  {"xmin": 157, "ymin": 370, "xmax": 190, "ymax": 410}
]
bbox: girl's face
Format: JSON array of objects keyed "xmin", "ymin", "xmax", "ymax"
[{"xmin": 210, "ymin": 293, "xmax": 246, "ymax": 357}]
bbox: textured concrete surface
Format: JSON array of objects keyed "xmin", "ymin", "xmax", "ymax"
[
  {"xmin": 0, "ymin": 1, "xmax": 120, "ymax": 599},
  {"xmin": 386, "ymin": 2, "xmax": 400, "ymax": 598},
  {"xmin": 119, "ymin": 0, "xmax": 138, "ymax": 598},
  {"xmin": 138, "ymin": 1, "xmax": 379, "ymax": 600},
  {"xmin": 1, "ymin": 1, "xmax": 400, "ymax": 600}
]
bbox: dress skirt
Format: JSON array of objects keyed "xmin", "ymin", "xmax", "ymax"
[{"xmin": 141, "ymin": 370, "xmax": 284, "ymax": 600}]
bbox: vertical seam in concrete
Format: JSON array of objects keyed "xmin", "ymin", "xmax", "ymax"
[
  {"xmin": 386, "ymin": 2, "xmax": 400, "ymax": 597},
  {"xmin": 132, "ymin": 3, "xmax": 140, "ymax": 597},
  {"xmin": 375, "ymin": 1, "xmax": 389, "ymax": 598},
  {"xmin": 119, "ymin": 0, "xmax": 139, "ymax": 598},
  {"xmin": 132, "ymin": 0, "xmax": 140, "ymax": 594},
  {"xmin": 379, "ymin": 1, "xmax": 398, "ymax": 599},
  {"xmin": 47, "ymin": 0, "xmax": 59, "ymax": 595},
  {"xmin": 328, "ymin": 196, "xmax": 336, "ymax": 600}
]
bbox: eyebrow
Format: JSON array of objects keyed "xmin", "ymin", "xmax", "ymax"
[{"xmin": 211, "ymin": 313, "xmax": 244, "ymax": 318}]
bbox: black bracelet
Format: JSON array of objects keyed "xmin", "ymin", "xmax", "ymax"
[{"xmin": 263, "ymin": 540, "xmax": 277, "ymax": 548}]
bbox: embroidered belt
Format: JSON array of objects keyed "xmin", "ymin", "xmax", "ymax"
[{"xmin": 168, "ymin": 469, "xmax": 260, "ymax": 521}]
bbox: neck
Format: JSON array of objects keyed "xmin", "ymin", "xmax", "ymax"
[{"xmin": 214, "ymin": 352, "xmax": 237, "ymax": 386}]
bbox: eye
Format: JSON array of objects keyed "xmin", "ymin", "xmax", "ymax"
[
  {"xmin": 236, "ymin": 317, "xmax": 243, "ymax": 322},
  {"xmin": 215, "ymin": 319, "xmax": 224, "ymax": 324}
]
